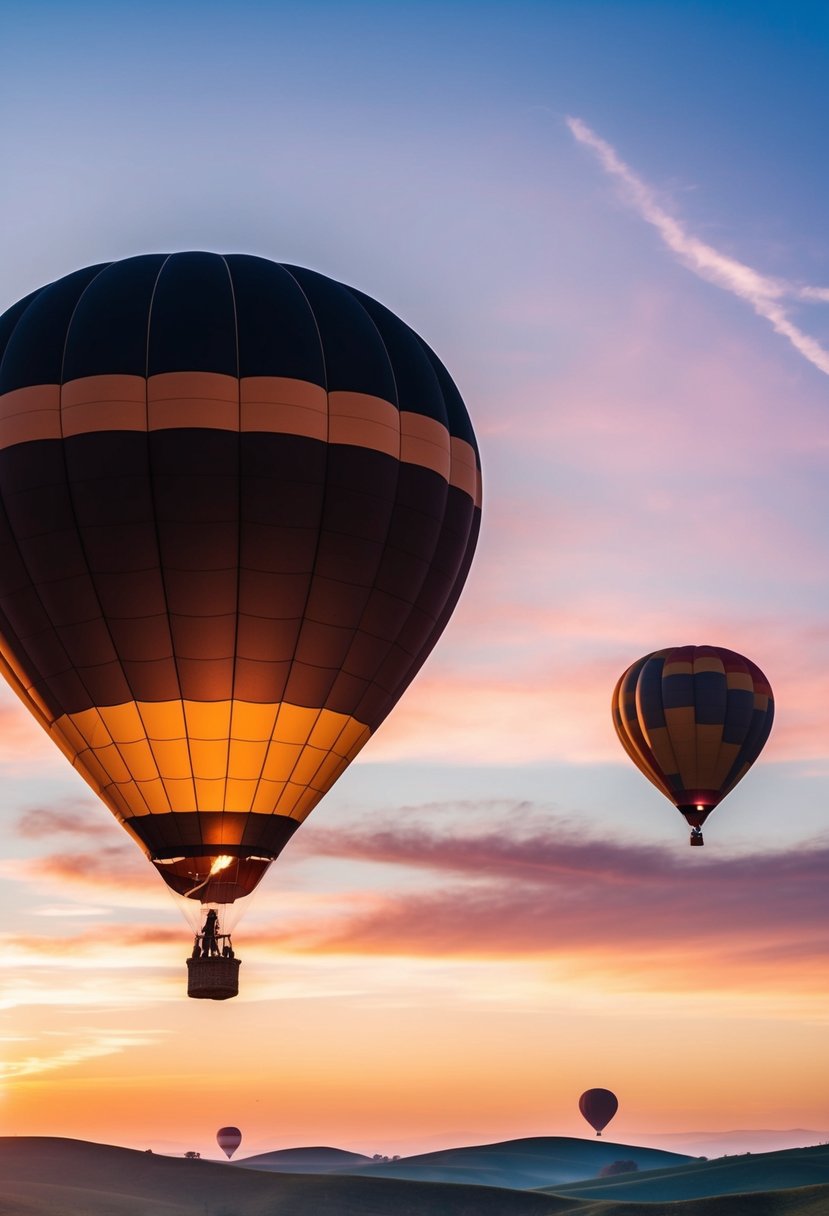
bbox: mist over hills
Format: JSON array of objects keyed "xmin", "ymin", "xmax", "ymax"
[
  {"xmin": 233, "ymin": 1136, "xmax": 691, "ymax": 1189},
  {"xmin": 2, "ymin": 1135, "xmax": 829, "ymax": 1215},
  {"xmin": 643, "ymin": 1130, "xmax": 829, "ymax": 1158}
]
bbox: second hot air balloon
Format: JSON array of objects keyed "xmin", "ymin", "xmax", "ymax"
[
  {"xmin": 0, "ymin": 253, "xmax": 482, "ymax": 998},
  {"xmin": 217, "ymin": 1127, "xmax": 242, "ymax": 1159},
  {"xmin": 579, "ymin": 1088, "xmax": 618, "ymax": 1137},
  {"xmin": 612, "ymin": 645, "xmax": 773, "ymax": 845}
]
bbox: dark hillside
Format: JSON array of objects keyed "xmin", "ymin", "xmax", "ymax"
[
  {"xmin": 544, "ymin": 1143, "xmax": 829, "ymax": 1204},
  {"xmin": 0, "ymin": 1137, "xmax": 582, "ymax": 1216}
]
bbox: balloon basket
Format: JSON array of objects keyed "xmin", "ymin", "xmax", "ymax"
[{"xmin": 186, "ymin": 956, "xmax": 241, "ymax": 1000}]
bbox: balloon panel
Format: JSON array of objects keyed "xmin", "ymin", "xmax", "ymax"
[{"xmin": 0, "ymin": 255, "xmax": 481, "ymax": 901}]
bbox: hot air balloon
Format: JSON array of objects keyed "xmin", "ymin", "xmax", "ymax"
[
  {"xmin": 612, "ymin": 645, "xmax": 773, "ymax": 846},
  {"xmin": 217, "ymin": 1126, "xmax": 242, "ymax": 1159},
  {"xmin": 0, "ymin": 253, "xmax": 481, "ymax": 998},
  {"xmin": 579, "ymin": 1088, "xmax": 618, "ymax": 1137}
]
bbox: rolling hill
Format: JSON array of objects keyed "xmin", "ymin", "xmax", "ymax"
[
  {"xmin": 2, "ymin": 1136, "xmax": 829, "ymax": 1215},
  {"xmin": 0, "ymin": 1137, "xmax": 581, "ymax": 1216},
  {"xmin": 236, "ymin": 1144, "xmax": 374, "ymax": 1172},
  {"xmin": 320, "ymin": 1135, "xmax": 693, "ymax": 1189},
  {"xmin": 541, "ymin": 1143, "xmax": 829, "ymax": 1204}
]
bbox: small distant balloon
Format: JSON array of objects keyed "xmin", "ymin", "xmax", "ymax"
[
  {"xmin": 579, "ymin": 1088, "xmax": 618, "ymax": 1137},
  {"xmin": 217, "ymin": 1127, "xmax": 242, "ymax": 1159}
]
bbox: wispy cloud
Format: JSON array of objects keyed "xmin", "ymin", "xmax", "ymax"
[
  {"xmin": 566, "ymin": 116, "xmax": 829, "ymax": 376},
  {"xmin": 0, "ymin": 1028, "xmax": 163, "ymax": 1082},
  {"xmin": 300, "ymin": 815, "xmax": 829, "ymax": 1002},
  {"xmin": 15, "ymin": 801, "xmax": 110, "ymax": 840}
]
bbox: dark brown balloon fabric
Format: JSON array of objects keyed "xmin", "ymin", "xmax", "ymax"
[{"xmin": 0, "ymin": 254, "xmax": 481, "ymax": 901}]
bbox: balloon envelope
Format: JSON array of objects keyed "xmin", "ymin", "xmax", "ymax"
[
  {"xmin": 579, "ymin": 1088, "xmax": 618, "ymax": 1135},
  {"xmin": 217, "ymin": 1126, "xmax": 242, "ymax": 1159},
  {"xmin": 0, "ymin": 254, "xmax": 481, "ymax": 907},
  {"xmin": 612, "ymin": 645, "xmax": 773, "ymax": 830}
]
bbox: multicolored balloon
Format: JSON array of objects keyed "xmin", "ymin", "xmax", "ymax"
[
  {"xmin": 612, "ymin": 645, "xmax": 774, "ymax": 845},
  {"xmin": 217, "ymin": 1126, "xmax": 242, "ymax": 1159},
  {"xmin": 579, "ymin": 1088, "xmax": 618, "ymax": 1137},
  {"xmin": 0, "ymin": 253, "xmax": 481, "ymax": 919}
]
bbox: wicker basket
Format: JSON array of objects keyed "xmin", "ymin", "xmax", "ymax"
[{"xmin": 186, "ymin": 956, "xmax": 241, "ymax": 1000}]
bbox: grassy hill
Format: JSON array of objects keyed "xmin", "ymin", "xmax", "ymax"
[
  {"xmin": 2, "ymin": 1136, "xmax": 829, "ymax": 1216},
  {"xmin": 542, "ymin": 1143, "xmax": 829, "ymax": 1204},
  {"xmin": 257, "ymin": 1136, "xmax": 693, "ymax": 1189},
  {"xmin": 237, "ymin": 1144, "xmax": 373, "ymax": 1172},
  {"xmin": 0, "ymin": 1137, "xmax": 582, "ymax": 1216},
  {"xmin": 569, "ymin": 1183, "xmax": 829, "ymax": 1214}
]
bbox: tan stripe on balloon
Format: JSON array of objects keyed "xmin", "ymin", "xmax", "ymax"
[
  {"xmin": 694, "ymin": 722, "xmax": 724, "ymax": 784},
  {"xmin": 450, "ymin": 436, "xmax": 481, "ymax": 505},
  {"xmin": 662, "ymin": 658, "xmax": 693, "ymax": 678},
  {"xmin": 45, "ymin": 699, "xmax": 372, "ymax": 823},
  {"xmin": 241, "ymin": 377, "xmax": 328, "ymax": 440},
  {"xmin": 664, "ymin": 705, "xmax": 698, "ymax": 788},
  {"xmin": 0, "ymin": 384, "xmax": 61, "ymax": 446},
  {"xmin": 61, "ymin": 375, "xmax": 146, "ymax": 435},
  {"xmin": 328, "ymin": 391, "xmax": 400, "ymax": 456},
  {"xmin": 642, "ymin": 724, "xmax": 680, "ymax": 785},
  {"xmin": 693, "ymin": 655, "xmax": 724, "ymax": 675},
  {"xmin": 712, "ymin": 740, "xmax": 741, "ymax": 788},
  {"xmin": 726, "ymin": 670, "xmax": 755, "ymax": 692},
  {"xmin": 614, "ymin": 714, "xmax": 675, "ymax": 801},
  {"xmin": 148, "ymin": 371, "xmax": 238, "ymax": 430},
  {"xmin": 400, "ymin": 412, "xmax": 451, "ymax": 479},
  {"xmin": 0, "ymin": 375, "xmax": 480, "ymax": 502}
]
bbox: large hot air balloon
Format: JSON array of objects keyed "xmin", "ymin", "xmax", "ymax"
[
  {"xmin": 0, "ymin": 253, "xmax": 481, "ymax": 998},
  {"xmin": 217, "ymin": 1126, "xmax": 242, "ymax": 1159},
  {"xmin": 579, "ymin": 1088, "xmax": 618, "ymax": 1137},
  {"xmin": 612, "ymin": 645, "xmax": 773, "ymax": 846}
]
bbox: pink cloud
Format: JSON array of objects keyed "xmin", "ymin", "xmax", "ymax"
[
  {"xmin": 15, "ymin": 801, "xmax": 114, "ymax": 840},
  {"xmin": 297, "ymin": 817, "xmax": 829, "ymax": 993}
]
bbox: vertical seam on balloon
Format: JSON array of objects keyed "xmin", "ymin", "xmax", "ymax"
[
  {"xmin": 247, "ymin": 264, "xmax": 331, "ymax": 822},
  {"xmin": 721, "ymin": 656, "xmax": 767, "ymax": 798},
  {"xmin": 221, "ymin": 254, "xmax": 246, "ymax": 900},
  {"xmin": 44, "ymin": 266, "xmax": 155, "ymax": 822},
  {"xmin": 615, "ymin": 658, "xmax": 675, "ymax": 802},
  {"xmin": 143, "ymin": 255, "xmax": 198, "ymax": 850},
  {"xmin": 637, "ymin": 653, "xmax": 682, "ymax": 796},
  {"xmin": 0, "ymin": 284, "xmax": 70, "ymax": 719},
  {"xmin": 354, "ymin": 334, "xmax": 469, "ymax": 724},
  {"xmin": 661, "ymin": 652, "xmax": 694, "ymax": 794},
  {"xmin": 283, "ymin": 286, "xmax": 407, "ymax": 802},
  {"xmin": 707, "ymin": 652, "xmax": 728, "ymax": 797}
]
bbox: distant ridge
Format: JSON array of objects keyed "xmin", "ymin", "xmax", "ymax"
[{"xmin": 643, "ymin": 1128, "xmax": 829, "ymax": 1157}]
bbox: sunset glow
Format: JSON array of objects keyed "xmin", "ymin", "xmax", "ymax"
[{"xmin": 1, "ymin": 0, "xmax": 828, "ymax": 1169}]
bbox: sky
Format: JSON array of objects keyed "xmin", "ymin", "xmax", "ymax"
[{"xmin": 1, "ymin": 0, "xmax": 829, "ymax": 1161}]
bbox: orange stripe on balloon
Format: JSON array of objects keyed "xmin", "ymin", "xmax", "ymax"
[{"xmin": 0, "ymin": 376, "xmax": 481, "ymax": 504}]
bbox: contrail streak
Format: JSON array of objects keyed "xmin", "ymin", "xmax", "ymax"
[{"xmin": 566, "ymin": 115, "xmax": 829, "ymax": 376}]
